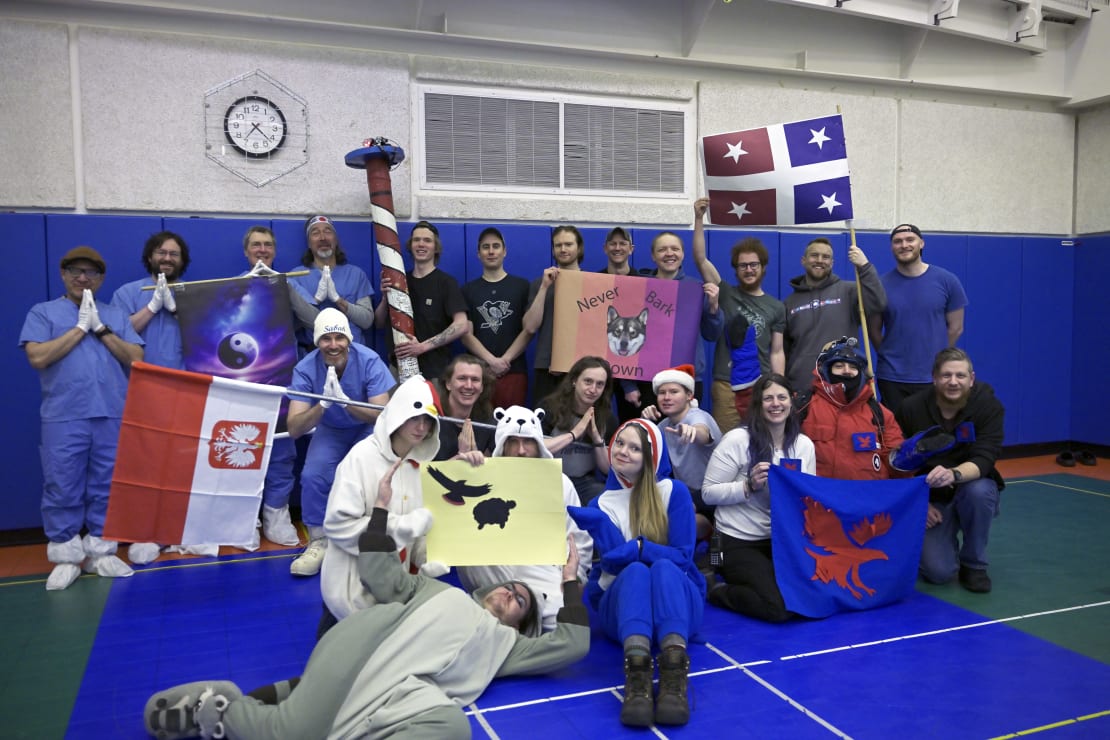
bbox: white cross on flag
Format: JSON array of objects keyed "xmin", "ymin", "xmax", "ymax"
[{"xmin": 700, "ymin": 114, "xmax": 853, "ymax": 226}]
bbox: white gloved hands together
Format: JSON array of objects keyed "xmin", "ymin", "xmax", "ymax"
[
  {"xmin": 319, "ymin": 365, "xmax": 348, "ymax": 409},
  {"xmin": 314, "ymin": 266, "xmax": 340, "ymax": 304},
  {"xmin": 76, "ymin": 289, "xmax": 95, "ymax": 333},
  {"xmin": 314, "ymin": 267, "xmax": 329, "ymax": 303},
  {"xmin": 248, "ymin": 260, "xmax": 279, "ymax": 277},
  {"xmin": 147, "ymin": 273, "xmax": 176, "ymax": 314}
]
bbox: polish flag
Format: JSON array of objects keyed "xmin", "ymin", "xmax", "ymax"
[
  {"xmin": 700, "ymin": 113, "xmax": 853, "ymax": 226},
  {"xmin": 104, "ymin": 362, "xmax": 284, "ymax": 546}
]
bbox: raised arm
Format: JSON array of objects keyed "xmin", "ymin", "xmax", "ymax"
[{"xmin": 692, "ymin": 197, "xmax": 722, "ymax": 285}]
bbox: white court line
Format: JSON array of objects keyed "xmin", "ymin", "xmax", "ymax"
[
  {"xmin": 704, "ymin": 642, "xmax": 852, "ymax": 738},
  {"xmin": 467, "ymin": 703, "xmax": 500, "ymax": 739},
  {"xmin": 1006, "ymin": 477, "xmax": 1110, "ymax": 499},
  {"xmin": 779, "ymin": 600, "xmax": 1110, "ymax": 661}
]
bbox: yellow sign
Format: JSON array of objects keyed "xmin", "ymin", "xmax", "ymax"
[{"xmin": 422, "ymin": 458, "xmax": 566, "ymax": 566}]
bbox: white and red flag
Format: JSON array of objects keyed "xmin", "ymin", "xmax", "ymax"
[
  {"xmin": 104, "ymin": 362, "xmax": 284, "ymax": 546},
  {"xmin": 700, "ymin": 113, "xmax": 853, "ymax": 226}
]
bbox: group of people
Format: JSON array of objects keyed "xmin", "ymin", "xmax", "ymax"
[{"xmin": 19, "ymin": 206, "xmax": 1006, "ymax": 736}]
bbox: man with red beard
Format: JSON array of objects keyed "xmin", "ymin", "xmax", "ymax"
[
  {"xmin": 871, "ymin": 224, "xmax": 968, "ymax": 414},
  {"xmin": 893, "ymin": 348, "xmax": 1004, "ymax": 593},
  {"xmin": 286, "ymin": 309, "xmax": 394, "ymax": 576}
]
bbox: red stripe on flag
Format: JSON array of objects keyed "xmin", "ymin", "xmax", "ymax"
[{"xmin": 104, "ymin": 362, "xmax": 211, "ymax": 544}]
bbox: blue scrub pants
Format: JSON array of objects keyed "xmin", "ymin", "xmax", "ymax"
[{"xmin": 40, "ymin": 417, "xmax": 120, "ymax": 541}]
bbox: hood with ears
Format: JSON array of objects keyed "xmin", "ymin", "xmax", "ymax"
[{"xmin": 492, "ymin": 406, "xmax": 553, "ymax": 458}]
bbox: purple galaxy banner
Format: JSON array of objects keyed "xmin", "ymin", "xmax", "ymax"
[{"xmin": 176, "ymin": 275, "xmax": 297, "ymax": 387}]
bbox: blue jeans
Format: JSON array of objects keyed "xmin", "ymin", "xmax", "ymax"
[{"xmin": 920, "ymin": 477, "xmax": 1000, "ymax": 583}]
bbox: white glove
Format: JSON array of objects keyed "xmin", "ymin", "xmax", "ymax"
[
  {"xmin": 313, "ymin": 269, "xmax": 329, "ymax": 303},
  {"xmin": 324, "ymin": 266, "xmax": 340, "ymax": 303},
  {"xmin": 161, "ymin": 273, "xmax": 176, "ymax": 313},
  {"xmin": 419, "ymin": 561, "xmax": 450, "ymax": 579},
  {"xmin": 248, "ymin": 260, "xmax": 279, "ymax": 277},
  {"xmin": 147, "ymin": 273, "xmax": 166, "ymax": 314},
  {"xmin": 320, "ymin": 365, "xmax": 348, "ymax": 410},
  {"xmin": 87, "ymin": 292, "xmax": 105, "ymax": 332},
  {"xmin": 76, "ymin": 289, "xmax": 94, "ymax": 333}
]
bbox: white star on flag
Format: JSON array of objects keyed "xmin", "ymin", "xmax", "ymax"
[
  {"xmin": 809, "ymin": 127, "xmax": 831, "ymax": 150},
  {"xmin": 728, "ymin": 201, "xmax": 753, "ymax": 221},
  {"xmin": 724, "ymin": 140, "xmax": 748, "ymax": 164},
  {"xmin": 819, "ymin": 192, "xmax": 841, "ymax": 214}
]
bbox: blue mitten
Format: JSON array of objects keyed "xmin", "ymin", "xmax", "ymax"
[
  {"xmin": 599, "ymin": 539, "xmax": 641, "ymax": 574},
  {"xmin": 639, "ymin": 538, "xmax": 687, "ymax": 567},
  {"xmin": 567, "ymin": 506, "xmax": 625, "ymax": 555},
  {"xmin": 890, "ymin": 426, "xmax": 957, "ymax": 472}
]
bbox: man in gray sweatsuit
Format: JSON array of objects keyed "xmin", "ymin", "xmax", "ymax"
[{"xmin": 144, "ymin": 457, "xmax": 589, "ymax": 740}]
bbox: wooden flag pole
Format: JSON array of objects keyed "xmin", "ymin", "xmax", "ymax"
[{"xmin": 836, "ymin": 104, "xmax": 879, "ymax": 400}]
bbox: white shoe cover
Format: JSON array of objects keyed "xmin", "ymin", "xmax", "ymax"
[
  {"xmin": 165, "ymin": 543, "xmax": 220, "ymax": 557},
  {"xmin": 47, "ymin": 535, "xmax": 85, "ymax": 565},
  {"xmin": 262, "ymin": 505, "xmax": 300, "ymax": 546},
  {"xmin": 46, "ymin": 563, "xmax": 82, "ymax": 591},
  {"xmin": 128, "ymin": 542, "xmax": 161, "ymax": 565},
  {"xmin": 82, "ymin": 533, "xmax": 119, "ymax": 558},
  {"xmin": 83, "ymin": 554, "xmax": 134, "ymax": 578}
]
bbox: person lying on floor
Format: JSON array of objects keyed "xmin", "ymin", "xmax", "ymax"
[{"xmin": 144, "ymin": 455, "xmax": 589, "ymax": 740}]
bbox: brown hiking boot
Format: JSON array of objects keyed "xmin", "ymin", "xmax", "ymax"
[
  {"xmin": 654, "ymin": 645, "xmax": 690, "ymax": 726},
  {"xmin": 620, "ymin": 653, "xmax": 654, "ymax": 727}
]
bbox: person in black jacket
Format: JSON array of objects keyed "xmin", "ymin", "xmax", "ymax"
[{"xmin": 892, "ymin": 348, "xmax": 1004, "ymax": 593}]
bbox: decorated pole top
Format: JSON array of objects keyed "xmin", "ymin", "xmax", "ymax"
[{"xmin": 345, "ymin": 137, "xmax": 406, "ymax": 170}]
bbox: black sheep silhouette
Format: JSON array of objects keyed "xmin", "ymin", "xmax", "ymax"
[
  {"xmin": 428, "ymin": 466, "xmax": 492, "ymax": 505},
  {"xmin": 473, "ymin": 498, "xmax": 517, "ymax": 529}
]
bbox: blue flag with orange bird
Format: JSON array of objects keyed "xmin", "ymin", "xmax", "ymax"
[{"xmin": 769, "ymin": 465, "xmax": 928, "ymax": 618}]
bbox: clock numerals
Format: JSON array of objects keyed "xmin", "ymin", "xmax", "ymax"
[{"xmin": 223, "ymin": 95, "xmax": 287, "ymax": 158}]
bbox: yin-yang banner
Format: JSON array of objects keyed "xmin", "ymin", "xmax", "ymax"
[{"xmin": 175, "ymin": 275, "xmax": 298, "ymax": 403}]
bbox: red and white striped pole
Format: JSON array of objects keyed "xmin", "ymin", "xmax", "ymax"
[{"xmin": 345, "ymin": 138, "xmax": 420, "ymax": 380}]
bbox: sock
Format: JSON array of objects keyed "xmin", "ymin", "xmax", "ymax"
[
  {"xmin": 660, "ymin": 633, "xmax": 686, "ymax": 651},
  {"xmin": 623, "ymin": 635, "xmax": 651, "ymax": 657}
]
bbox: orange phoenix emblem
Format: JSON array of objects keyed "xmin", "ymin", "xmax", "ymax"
[{"xmin": 802, "ymin": 497, "xmax": 891, "ymax": 599}]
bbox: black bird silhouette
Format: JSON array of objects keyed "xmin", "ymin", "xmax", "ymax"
[{"xmin": 427, "ymin": 466, "xmax": 493, "ymax": 505}]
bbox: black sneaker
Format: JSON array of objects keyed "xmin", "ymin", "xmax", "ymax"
[{"xmin": 958, "ymin": 566, "xmax": 992, "ymax": 593}]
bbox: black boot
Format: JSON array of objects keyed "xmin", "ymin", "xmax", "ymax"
[
  {"xmin": 620, "ymin": 653, "xmax": 654, "ymax": 728},
  {"xmin": 654, "ymin": 645, "xmax": 690, "ymax": 726}
]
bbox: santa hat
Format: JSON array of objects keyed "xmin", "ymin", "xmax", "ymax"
[
  {"xmin": 610, "ymin": 418, "xmax": 665, "ymax": 489},
  {"xmin": 652, "ymin": 364, "xmax": 696, "ymax": 398}
]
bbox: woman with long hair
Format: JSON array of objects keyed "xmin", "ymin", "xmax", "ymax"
[
  {"xmin": 542, "ymin": 355, "xmax": 616, "ymax": 504},
  {"xmin": 569, "ymin": 419, "xmax": 704, "ymax": 728},
  {"xmin": 701, "ymin": 373, "xmax": 815, "ymax": 622}
]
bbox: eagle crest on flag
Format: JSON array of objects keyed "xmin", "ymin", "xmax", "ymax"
[
  {"xmin": 208, "ymin": 421, "xmax": 268, "ymax": 469},
  {"xmin": 802, "ymin": 496, "xmax": 892, "ymax": 600}
]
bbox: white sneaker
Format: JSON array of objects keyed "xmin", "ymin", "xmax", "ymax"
[
  {"xmin": 290, "ymin": 538, "xmax": 327, "ymax": 576},
  {"xmin": 46, "ymin": 563, "xmax": 82, "ymax": 591},
  {"xmin": 83, "ymin": 554, "xmax": 134, "ymax": 578},
  {"xmin": 128, "ymin": 542, "xmax": 162, "ymax": 565},
  {"xmin": 262, "ymin": 505, "xmax": 301, "ymax": 547}
]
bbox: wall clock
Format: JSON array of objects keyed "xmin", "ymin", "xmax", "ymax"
[
  {"xmin": 204, "ymin": 70, "xmax": 308, "ymax": 187},
  {"xmin": 224, "ymin": 95, "xmax": 287, "ymax": 157}
]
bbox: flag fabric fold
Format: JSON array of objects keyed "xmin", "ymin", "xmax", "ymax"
[
  {"xmin": 770, "ymin": 465, "xmax": 928, "ymax": 618},
  {"xmin": 701, "ymin": 113, "xmax": 853, "ymax": 226},
  {"xmin": 104, "ymin": 362, "xmax": 284, "ymax": 546}
]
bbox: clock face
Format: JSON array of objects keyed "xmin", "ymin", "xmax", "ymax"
[{"xmin": 224, "ymin": 95, "xmax": 287, "ymax": 157}]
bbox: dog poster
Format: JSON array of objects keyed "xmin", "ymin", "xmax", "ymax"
[
  {"xmin": 422, "ymin": 458, "xmax": 567, "ymax": 566},
  {"xmin": 549, "ymin": 271, "xmax": 702, "ymax": 380}
]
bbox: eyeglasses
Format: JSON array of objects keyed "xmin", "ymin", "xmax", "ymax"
[
  {"xmin": 503, "ymin": 584, "xmax": 528, "ymax": 611},
  {"xmin": 64, "ymin": 266, "xmax": 102, "ymax": 278},
  {"xmin": 735, "ymin": 261, "xmax": 762, "ymax": 271},
  {"xmin": 154, "ymin": 249, "xmax": 181, "ymax": 259}
]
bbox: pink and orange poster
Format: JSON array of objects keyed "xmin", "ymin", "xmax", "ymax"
[{"xmin": 550, "ymin": 271, "xmax": 702, "ymax": 380}]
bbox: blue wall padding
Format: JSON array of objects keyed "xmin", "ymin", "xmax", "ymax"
[
  {"xmin": 1070, "ymin": 235, "xmax": 1109, "ymax": 446},
  {"xmin": 4, "ymin": 214, "xmax": 51, "ymax": 529},
  {"xmin": 2, "ymin": 213, "xmax": 1104, "ymax": 532}
]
